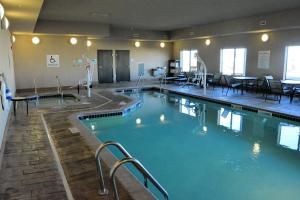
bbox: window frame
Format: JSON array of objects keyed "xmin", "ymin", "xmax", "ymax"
[
  {"xmin": 284, "ymin": 45, "xmax": 300, "ymax": 81},
  {"xmin": 220, "ymin": 48, "xmax": 247, "ymax": 76},
  {"xmin": 180, "ymin": 49, "xmax": 198, "ymax": 72}
]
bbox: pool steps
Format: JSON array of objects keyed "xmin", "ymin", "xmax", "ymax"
[{"xmin": 95, "ymin": 141, "xmax": 169, "ymax": 200}]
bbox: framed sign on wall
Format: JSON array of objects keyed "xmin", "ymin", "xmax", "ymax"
[
  {"xmin": 257, "ymin": 51, "xmax": 270, "ymax": 69},
  {"xmin": 47, "ymin": 55, "xmax": 60, "ymax": 68}
]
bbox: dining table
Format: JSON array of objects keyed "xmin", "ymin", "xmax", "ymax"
[{"xmin": 233, "ymin": 76, "xmax": 257, "ymax": 95}]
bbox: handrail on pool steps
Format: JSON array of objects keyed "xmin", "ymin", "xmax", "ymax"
[{"xmin": 95, "ymin": 141, "xmax": 169, "ymax": 200}]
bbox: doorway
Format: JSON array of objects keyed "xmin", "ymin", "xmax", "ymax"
[
  {"xmin": 97, "ymin": 50, "xmax": 113, "ymax": 83},
  {"xmin": 115, "ymin": 50, "xmax": 130, "ymax": 82}
]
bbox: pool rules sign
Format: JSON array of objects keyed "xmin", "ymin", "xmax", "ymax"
[{"xmin": 46, "ymin": 55, "xmax": 60, "ymax": 68}]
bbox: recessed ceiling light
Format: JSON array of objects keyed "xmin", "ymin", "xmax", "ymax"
[
  {"xmin": 205, "ymin": 39, "xmax": 211, "ymax": 46},
  {"xmin": 135, "ymin": 41, "xmax": 141, "ymax": 48},
  {"xmin": 3, "ymin": 17, "xmax": 9, "ymax": 29},
  {"xmin": 261, "ymin": 33, "xmax": 269, "ymax": 42},
  {"xmin": 70, "ymin": 37, "xmax": 77, "ymax": 45},
  {"xmin": 87, "ymin": 40, "xmax": 92, "ymax": 47},
  {"xmin": 160, "ymin": 42, "xmax": 165, "ymax": 48},
  {"xmin": 0, "ymin": 3, "xmax": 4, "ymax": 20},
  {"xmin": 32, "ymin": 36, "xmax": 40, "ymax": 45}
]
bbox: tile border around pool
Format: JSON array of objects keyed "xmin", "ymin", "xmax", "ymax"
[
  {"xmin": 69, "ymin": 95, "xmax": 156, "ymax": 200},
  {"xmin": 154, "ymin": 87, "xmax": 300, "ymax": 122}
]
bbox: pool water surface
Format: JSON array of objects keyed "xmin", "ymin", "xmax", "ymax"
[{"xmin": 82, "ymin": 91, "xmax": 300, "ymax": 200}]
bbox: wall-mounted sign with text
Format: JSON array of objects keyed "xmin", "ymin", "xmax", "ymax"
[
  {"xmin": 47, "ymin": 55, "xmax": 60, "ymax": 68},
  {"xmin": 257, "ymin": 51, "xmax": 270, "ymax": 69}
]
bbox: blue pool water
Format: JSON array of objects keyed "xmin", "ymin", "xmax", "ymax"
[{"xmin": 82, "ymin": 91, "xmax": 300, "ymax": 200}]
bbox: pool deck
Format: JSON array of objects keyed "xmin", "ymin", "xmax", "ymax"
[{"xmin": 0, "ymin": 81, "xmax": 299, "ymax": 200}]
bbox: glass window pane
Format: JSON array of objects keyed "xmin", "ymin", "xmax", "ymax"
[
  {"xmin": 181, "ymin": 50, "xmax": 191, "ymax": 72},
  {"xmin": 190, "ymin": 50, "xmax": 198, "ymax": 67},
  {"xmin": 234, "ymin": 48, "xmax": 246, "ymax": 75},
  {"xmin": 286, "ymin": 46, "xmax": 300, "ymax": 80},
  {"xmin": 221, "ymin": 49, "xmax": 235, "ymax": 75}
]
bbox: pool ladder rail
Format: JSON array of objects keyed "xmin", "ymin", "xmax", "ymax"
[{"xmin": 95, "ymin": 141, "xmax": 169, "ymax": 200}]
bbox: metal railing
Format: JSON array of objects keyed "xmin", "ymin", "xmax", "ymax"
[
  {"xmin": 55, "ymin": 76, "xmax": 64, "ymax": 98},
  {"xmin": 110, "ymin": 157, "xmax": 169, "ymax": 200},
  {"xmin": 95, "ymin": 141, "xmax": 169, "ymax": 200},
  {"xmin": 95, "ymin": 141, "xmax": 133, "ymax": 195},
  {"xmin": 160, "ymin": 73, "xmax": 167, "ymax": 93}
]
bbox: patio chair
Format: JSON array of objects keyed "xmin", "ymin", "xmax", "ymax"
[
  {"xmin": 181, "ymin": 72, "xmax": 201, "ymax": 87},
  {"xmin": 207, "ymin": 73, "xmax": 222, "ymax": 89},
  {"xmin": 290, "ymin": 87, "xmax": 300, "ymax": 103},
  {"xmin": 265, "ymin": 80, "xmax": 292, "ymax": 103},
  {"xmin": 222, "ymin": 75, "xmax": 242, "ymax": 96}
]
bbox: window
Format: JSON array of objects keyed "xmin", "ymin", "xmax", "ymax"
[
  {"xmin": 285, "ymin": 46, "xmax": 300, "ymax": 80},
  {"xmin": 220, "ymin": 48, "xmax": 247, "ymax": 75},
  {"xmin": 180, "ymin": 50, "xmax": 198, "ymax": 72}
]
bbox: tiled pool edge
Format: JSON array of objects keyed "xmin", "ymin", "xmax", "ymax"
[
  {"xmin": 155, "ymin": 87, "xmax": 300, "ymax": 122},
  {"xmin": 69, "ymin": 97, "xmax": 155, "ymax": 200}
]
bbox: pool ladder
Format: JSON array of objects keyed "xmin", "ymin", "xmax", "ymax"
[{"xmin": 95, "ymin": 141, "xmax": 169, "ymax": 200}]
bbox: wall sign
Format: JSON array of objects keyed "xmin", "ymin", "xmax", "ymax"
[
  {"xmin": 47, "ymin": 55, "xmax": 60, "ymax": 68},
  {"xmin": 257, "ymin": 51, "xmax": 270, "ymax": 69}
]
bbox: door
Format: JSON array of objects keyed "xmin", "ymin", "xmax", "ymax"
[
  {"xmin": 116, "ymin": 50, "xmax": 130, "ymax": 82},
  {"xmin": 97, "ymin": 50, "xmax": 113, "ymax": 83}
]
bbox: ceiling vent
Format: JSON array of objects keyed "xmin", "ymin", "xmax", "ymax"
[{"xmin": 259, "ymin": 20, "xmax": 267, "ymax": 26}]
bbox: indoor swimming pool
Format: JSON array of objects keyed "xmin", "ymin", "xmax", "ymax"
[
  {"xmin": 28, "ymin": 94, "xmax": 79, "ymax": 108},
  {"xmin": 82, "ymin": 91, "xmax": 300, "ymax": 200}
]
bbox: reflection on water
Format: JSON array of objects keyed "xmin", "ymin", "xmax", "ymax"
[
  {"xmin": 252, "ymin": 142, "xmax": 261, "ymax": 157},
  {"xmin": 179, "ymin": 98, "xmax": 196, "ymax": 117},
  {"xmin": 278, "ymin": 123, "xmax": 300, "ymax": 151},
  {"xmin": 218, "ymin": 108, "xmax": 242, "ymax": 132}
]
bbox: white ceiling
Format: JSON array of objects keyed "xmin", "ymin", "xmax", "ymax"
[{"xmin": 38, "ymin": 0, "xmax": 300, "ymax": 31}]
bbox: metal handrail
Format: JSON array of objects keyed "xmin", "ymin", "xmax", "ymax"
[
  {"xmin": 95, "ymin": 141, "xmax": 133, "ymax": 195},
  {"xmin": 110, "ymin": 157, "xmax": 169, "ymax": 200},
  {"xmin": 160, "ymin": 73, "xmax": 167, "ymax": 93}
]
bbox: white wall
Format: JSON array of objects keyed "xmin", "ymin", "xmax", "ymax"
[
  {"xmin": 13, "ymin": 35, "xmax": 172, "ymax": 89},
  {"xmin": 0, "ymin": 30, "xmax": 16, "ymax": 154}
]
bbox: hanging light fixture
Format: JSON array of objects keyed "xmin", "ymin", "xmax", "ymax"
[
  {"xmin": 160, "ymin": 42, "xmax": 165, "ymax": 48},
  {"xmin": 135, "ymin": 41, "xmax": 141, "ymax": 48},
  {"xmin": 32, "ymin": 36, "xmax": 40, "ymax": 45},
  {"xmin": 70, "ymin": 37, "xmax": 78, "ymax": 45}
]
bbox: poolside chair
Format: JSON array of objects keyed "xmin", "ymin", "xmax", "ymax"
[
  {"xmin": 182, "ymin": 72, "xmax": 201, "ymax": 87},
  {"xmin": 265, "ymin": 80, "xmax": 292, "ymax": 103},
  {"xmin": 222, "ymin": 75, "xmax": 242, "ymax": 95},
  {"xmin": 207, "ymin": 73, "xmax": 222, "ymax": 89},
  {"xmin": 290, "ymin": 87, "xmax": 300, "ymax": 103}
]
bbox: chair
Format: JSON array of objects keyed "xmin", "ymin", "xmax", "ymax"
[
  {"xmin": 222, "ymin": 75, "xmax": 242, "ymax": 95},
  {"xmin": 181, "ymin": 72, "xmax": 201, "ymax": 87},
  {"xmin": 265, "ymin": 80, "xmax": 292, "ymax": 103},
  {"xmin": 290, "ymin": 87, "xmax": 300, "ymax": 103},
  {"xmin": 207, "ymin": 73, "xmax": 222, "ymax": 89}
]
